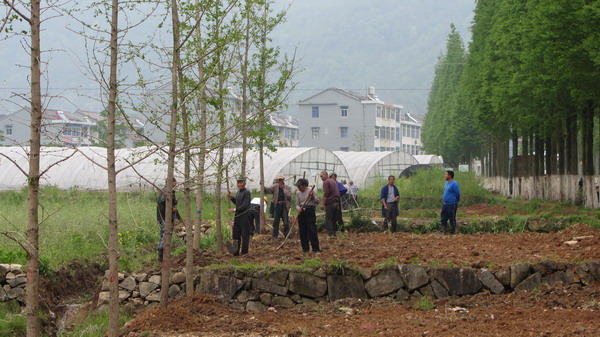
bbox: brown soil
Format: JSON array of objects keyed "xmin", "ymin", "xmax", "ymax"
[
  {"xmin": 459, "ymin": 203, "xmax": 509, "ymax": 216},
  {"xmin": 164, "ymin": 223, "xmax": 600, "ymax": 269},
  {"xmin": 122, "ymin": 283, "xmax": 600, "ymax": 337}
]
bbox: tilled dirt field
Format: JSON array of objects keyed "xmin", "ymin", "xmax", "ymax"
[
  {"xmin": 122, "ymin": 283, "xmax": 600, "ymax": 337},
  {"xmin": 122, "ymin": 224, "xmax": 600, "ymax": 336},
  {"xmin": 171, "ymin": 223, "xmax": 600, "ymax": 269}
]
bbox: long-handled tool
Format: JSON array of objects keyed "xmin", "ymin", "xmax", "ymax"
[{"xmin": 276, "ymin": 184, "xmax": 315, "ymax": 251}]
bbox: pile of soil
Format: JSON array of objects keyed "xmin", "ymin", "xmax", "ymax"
[
  {"xmin": 174, "ymin": 223, "xmax": 600, "ymax": 269},
  {"xmin": 122, "ymin": 283, "xmax": 600, "ymax": 336}
]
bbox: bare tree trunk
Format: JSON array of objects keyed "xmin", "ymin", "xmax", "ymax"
[
  {"xmin": 179, "ymin": 66, "xmax": 194, "ymax": 295},
  {"xmin": 106, "ymin": 0, "xmax": 120, "ymax": 335},
  {"xmin": 240, "ymin": 0, "xmax": 251, "ymax": 176},
  {"xmin": 193, "ymin": 0, "xmax": 207, "ymax": 251},
  {"xmin": 25, "ymin": 1, "xmax": 42, "ymax": 335},
  {"xmin": 160, "ymin": 0, "xmax": 181, "ymax": 306}
]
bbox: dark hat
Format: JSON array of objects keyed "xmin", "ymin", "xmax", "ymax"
[
  {"xmin": 236, "ymin": 176, "xmax": 246, "ymax": 182},
  {"xmin": 295, "ymin": 178, "xmax": 309, "ymax": 187}
]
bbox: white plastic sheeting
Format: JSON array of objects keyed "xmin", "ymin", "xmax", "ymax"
[
  {"xmin": 0, "ymin": 146, "xmax": 349, "ymax": 192},
  {"xmin": 334, "ymin": 151, "xmax": 418, "ymax": 188},
  {"xmin": 413, "ymin": 154, "xmax": 443, "ymax": 165}
]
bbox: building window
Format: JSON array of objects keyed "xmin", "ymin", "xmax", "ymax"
[
  {"xmin": 340, "ymin": 127, "xmax": 348, "ymax": 138},
  {"xmin": 374, "ymin": 126, "xmax": 380, "ymax": 138},
  {"xmin": 377, "ymin": 105, "xmax": 382, "ymax": 118},
  {"xmin": 312, "ymin": 106, "xmax": 319, "ymax": 118},
  {"xmin": 311, "ymin": 127, "xmax": 320, "ymax": 138},
  {"xmin": 395, "ymin": 109, "xmax": 400, "ymax": 122},
  {"xmin": 5, "ymin": 124, "xmax": 12, "ymax": 135},
  {"xmin": 396, "ymin": 127, "xmax": 400, "ymax": 141},
  {"xmin": 375, "ymin": 147, "xmax": 379, "ymax": 151},
  {"xmin": 340, "ymin": 147, "xmax": 349, "ymax": 151},
  {"xmin": 340, "ymin": 106, "xmax": 348, "ymax": 117}
]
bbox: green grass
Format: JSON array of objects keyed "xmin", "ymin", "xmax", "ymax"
[
  {"xmin": 60, "ymin": 309, "xmax": 131, "ymax": 337},
  {"xmin": 0, "ymin": 301, "xmax": 26, "ymax": 337},
  {"xmin": 413, "ymin": 296, "xmax": 434, "ymax": 311}
]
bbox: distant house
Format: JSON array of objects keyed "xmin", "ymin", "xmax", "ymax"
[
  {"xmin": 0, "ymin": 108, "xmax": 99, "ymax": 146},
  {"xmin": 269, "ymin": 114, "xmax": 299, "ymax": 147},
  {"xmin": 401, "ymin": 111, "xmax": 425, "ymax": 155},
  {"xmin": 298, "ymin": 87, "xmax": 404, "ymax": 152}
]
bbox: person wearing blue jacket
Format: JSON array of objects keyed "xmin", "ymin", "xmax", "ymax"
[
  {"xmin": 440, "ymin": 170, "xmax": 460, "ymax": 234},
  {"xmin": 380, "ymin": 175, "xmax": 400, "ymax": 232}
]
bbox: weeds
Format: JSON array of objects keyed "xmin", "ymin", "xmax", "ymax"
[
  {"xmin": 413, "ymin": 297, "xmax": 434, "ymax": 311},
  {"xmin": 375, "ymin": 257, "xmax": 398, "ymax": 269}
]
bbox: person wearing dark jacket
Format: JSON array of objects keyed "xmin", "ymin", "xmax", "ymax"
[
  {"xmin": 228, "ymin": 177, "xmax": 252, "ymax": 255},
  {"xmin": 320, "ymin": 171, "xmax": 340, "ymax": 237},
  {"xmin": 263, "ymin": 176, "xmax": 292, "ymax": 238},
  {"xmin": 380, "ymin": 175, "xmax": 400, "ymax": 232},
  {"xmin": 156, "ymin": 178, "xmax": 182, "ymax": 262},
  {"xmin": 330, "ymin": 173, "xmax": 347, "ymax": 232}
]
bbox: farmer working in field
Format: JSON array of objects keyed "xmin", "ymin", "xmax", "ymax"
[
  {"xmin": 439, "ymin": 170, "xmax": 460, "ymax": 234},
  {"xmin": 330, "ymin": 173, "xmax": 347, "ymax": 231},
  {"xmin": 380, "ymin": 175, "xmax": 400, "ymax": 232},
  {"xmin": 156, "ymin": 177, "xmax": 182, "ymax": 262},
  {"xmin": 295, "ymin": 178, "xmax": 321, "ymax": 254},
  {"xmin": 320, "ymin": 170, "xmax": 340, "ymax": 237},
  {"xmin": 227, "ymin": 177, "xmax": 252, "ymax": 255},
  {"xmin": 263, "ymin": 176, "xmax": 292, "ymax": 239}
]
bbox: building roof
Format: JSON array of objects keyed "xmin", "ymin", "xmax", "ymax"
[
  {"xmin": 269, "ymin": 114, "xmax": 299, "ymax": 129},
  {"xmin": 299, "ymin": 87, "xmax": 378, "ymax": 104}
]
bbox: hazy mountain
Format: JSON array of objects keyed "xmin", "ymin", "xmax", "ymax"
[
  {"xmin": 0, "ymin": 1, "xmax": 475, "ymax": 115},
  {"xmin": 273, "ymin": 0, "xmax": 475, "ymax": 114}
]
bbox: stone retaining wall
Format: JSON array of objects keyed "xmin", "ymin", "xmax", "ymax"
[
  {"xmin": 0, "ymin": 264, "xmax": 26, "ymax": 303},
  {"xmin": 97, "ymin": 260, "xmax": 600, "ymax": 312}
]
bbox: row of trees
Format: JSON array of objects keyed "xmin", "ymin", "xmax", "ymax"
[
  {"xmin": 1, "ymin": 0, "xmax": 295, "ymax": 336},
  {"xmin": 423, "ymin": 0, "xmax": 600, "ymax": 206}
]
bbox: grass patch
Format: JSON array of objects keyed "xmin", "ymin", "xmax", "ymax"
[
  {"xmin": 374, "ymin": 257, "xmax": 398, "ymax": 269},
  {"xmin": 62, "ymin": 308, "xmax": 131, "ymax": 337},
  {"xmin": 413, "ymin": 297, "xmax": 434, "ymax": 311},
  {"xmin": 0, "ymin": 301, "xmax": 26, "ymax": 337}
]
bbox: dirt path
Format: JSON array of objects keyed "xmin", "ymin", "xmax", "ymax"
[{"xmin": 122, "ymin": 282, "xmax": 600, "ymax": 337}]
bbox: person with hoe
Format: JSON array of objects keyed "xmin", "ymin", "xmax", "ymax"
[
  {"xmin": 294, "ymin": 178, "xmax": 321, "ymax": 254},
  {"xmin": 320, "ymin": 170, "xmax": 340, "ymax": 237},
  {"xmin": 440, "ymin": 170, "xmax": 460, "ymax": 234},
  {"xmin": 156, "ymin": 177, "xmax": 182, "ymax": 262},
  {"xmin": 329, "ymin": 173, "xmax": 347, "ymax": 231},
  {"xmin": 263, "ymin": 176, "xmax": 292, "ymax": 238},
  {"xmin": 380, "ymin": 175, "xmax": 400, "ymax": 232},
  {"xmin": 227, "ymin": 176, "xmax": 252, "ymax": 255}
]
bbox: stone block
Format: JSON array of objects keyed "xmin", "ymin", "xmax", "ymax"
[
  {"xmin": 0, "ymin": 264, "xmax": 8, "ymax": 283},
  {"xmin": 252, "ymin": 278, "xmax": 288, "ymax": 296},
  {"xmin": 587, "ymin": 262, "xmax": 600, "ymax": 281},
  {"xmin": 6, "ymin": 287, "xmax": 24, "ymax": 300},
  {"xmin": 431, "ymin": 280, "xmax": 449, "ymax": 298},
  {"xmin": 566, "ymin": 268, "xmax": 581, "ymax": 284},
  {"xmin": 327, "ymin": 275, "xmax": 367, "ymax": 301},
  {"xmin": 132, "ymin": 272, "xmax": 147, "ymax": 282},
  {"xmin": 267, "ymin": 271, "xmax": 289, "ymax": 286},
  {"xmin": 259, "ymin": 293, "xmax": 272, "ymax": 306},
  {"xmin": 532, "ymin": 261, "xmax": 557, "ymax": 276},
  {"xmin": 514, "ymin": 273, "xmax": 541, "ymax": 292},
  {"xmin": 434, "ymin": 268, "xmax": 482, "ymax": 296},
  {"xmin": 246, "ymin": 301, "xmax": 267, "ymax": 312},
  {"xmin": 236, "ymin": 291, "xmax": 249, "ymax": 303},
  {"xmin": 171, "ymin": 272, "xmax": 186, "ymax": 284},
  {"xmin": 418, "ymin": 284, "xmax": 435, "ymax": 298},
  {"xmin": 494, "ymin": 267, "xmax": 511, "ymax": 287},
  {"xmin": 98, "ymin": 291, "xmax": 110, "ymax": 304},
  {"xmin": 149, "ymin": 275, "xmax": 161, "ymax": 285},
  {"xmin": 395, "ymin": 289, "xmax": 410, "ymax": 302},
  {"xmin": 132, "ymin": 291, "xmax": 140, "ymax": 298},
  {"xmin": 272, "ymin": 296, "xmax": 295, "ymax": 307},
  {"xmin": 398, "ymin": 265, "xmax": 426, "ymax": 291},
  {"xmin": 542, "ymin": 271, "xmax": 568, "ymax": 286},
  {"xmin": 289, "ymin": 273, "xmax": 327, "ymax": 298},
  {"xmin": 247, "ymin": 290, "xmax": 260, "ymax": 301},
  {"xmin": 0, "ymin": 287, "xmax": 7, "ymax": 302},
  {"xmin": 575, "ymin": 266, "xmax": 595, "ymax": 285},
  {"xmin": 101, "ymin": 280, "xmax": 110, "ymax": 292},
  {"xmin": 146, "ymin": 291, "xmax": 161, "ymax": 302},
  {"xmin": 168, "ymin": 284, "xmax": 181, "ymax": 298},
  {"xmin": 478, "ymin": 269, "xmax": 505, "ymax": 295},
  {"xmin": 120, "ymin": 276, "xmax": 137, "ymax": 291},
  {"xmin": 300, "ymin": 297, "xmax": 317, "ymax": 308},
  {"xmin": 290, "ymin": 294, "xmax": 302, "ymax": 304},
  {"xmin": 234, "ymin": 269, "xmax": 248, "ymax": 279},
  {"xmin": 139, "ymin": 282, "xmax": 159, "ymax": 298},
  {"xmin": 364, "ymin": 269, "xmax": 403, "ymax": 298},
  {"xmin": 9, "ymin": 264, "xmax": 22, "ymax": 272},
  {"xmin": 230, "ymin": 302, "xmax": 244, "ymax": 310},
  {"xmin": 359, "ymin": 268, "xmax": 373, "ymax": 280},
  {"xmin": 7, "ymin": 276, "xmax": 26, "ymax": 288},
  {"xmin": 119, "ymin": 290, "xmax": 131, "ymax": 302},
  {"xmin": 510, "ymin": 263, "xmax": 531, "ymax": 288}
]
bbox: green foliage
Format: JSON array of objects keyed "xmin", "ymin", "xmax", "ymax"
[
  {"xmin": 327, "ymin": 260, "xmax": 360, "ymax": 277},
  {"xmin": 63, "ymin": 309, "xmax": 131, "ymax": 337},
  {"xmin": 375, "ymin": 257, "xmax": 398, "ymax": 269},
  {"xmin": 0, "ymin": 301, "xmax": 26, "ymax": 337},
  {"xmin": 413, "ymin": 297, "xmax": 434, "ymax": 311}
]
